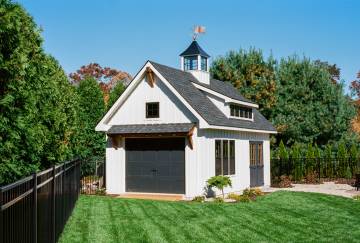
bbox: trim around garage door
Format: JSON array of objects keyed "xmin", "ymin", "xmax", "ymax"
[{"xmin": 125, "ymin": 137, "xmax": 185, "ymax": 194}]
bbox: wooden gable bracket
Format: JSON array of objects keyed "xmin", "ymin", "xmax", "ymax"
[
  {"xmin": 146, "ymin": 67, "xmax": 155, "ymax": 87},
  {"xmin": 187, "ymin": 125, "xmax": 196, "ymax": 150},
  {"xmin": 110, "ymin": 135, "xmax": 122, "ymax": 149}
]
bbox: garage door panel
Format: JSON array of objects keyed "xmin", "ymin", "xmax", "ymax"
[
  {"xmin": 170, "ymin": 151, "xmax": 185, "ymax": 162},
  {"xmin": 157, "ymin": 151, "xmax": 171, "ymax": 162},
  {"xmin": 127, "ymin": 151, "xmax": 142, "ymax": 162},
  {"xmin": 125, "ymin": 138, "xmax": 185, "ymax": 194}
]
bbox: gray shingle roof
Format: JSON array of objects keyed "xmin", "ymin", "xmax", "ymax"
[
  {"xmin": 150, "ymin": 61, "xmax": 276, "ymax": 132},
  {"xmin": 179, "ymin": 41, "xmax": 210, "ymax": 57},
  {"xmin": 107, "ymin": 123, "xmax": 195, "ymax": 134},
  {"xmin": 192, "ymin": 78, "xmax": 256, "ymax": 104}
]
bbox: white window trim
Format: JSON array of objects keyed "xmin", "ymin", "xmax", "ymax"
[{"xmin": 215, "ymin": 139, "xmax": 236, "ymax": 176}]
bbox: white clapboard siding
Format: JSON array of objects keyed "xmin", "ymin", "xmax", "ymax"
[
  {"xmin": 184, "ymin": 129, "xmax": 270, "ymax": 198},
  {"xmin": 108, "ymin": 77, "xmax": 197, "ymax": 125}
]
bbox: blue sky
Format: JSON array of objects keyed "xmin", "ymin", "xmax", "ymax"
[{"xmin": 18, "ymin": 0, "xmax": 360, "ymax": 91}]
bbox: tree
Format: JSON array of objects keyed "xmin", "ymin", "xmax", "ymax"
[
  {"xmin": 207, "ymin": 175, "xmax": 232, "ymax": 199},
  {"xmin": 336, "ymin": 142, "xmax": 348, "ymax": 177},
  {"xmin": 0, "ymin": 0, "xmax": 79, "ymax": 184},
  {"xmin": 273, "ymin": 56, "xmax": 356, "ymax": 146},
  {"xmin": 76, "ymin": 77, "xmax": 105, "ymax": 159},
  {"xmin": 278, "ymin": 140, "xmax": 289, "ymax": 160},
  {"xmin": 108, "ymin": 82, "xmax": 126, "ymax": 109},
  {"xmin": 69, "ymin": 63, "xmax": 131, "ymax": 105},
  {"xmin": 314, "ymin": 60, "xmax": 340, "ymax": 84},
  {"xmin": 324, "ymin": 144, "xmax": 334, "ymax": 177},
  {"xmin": 349, "ymin": 143, "xmax": 359, "ymax": 175},
  {"xmin": 350, "ymin": 71, "xmax": 360, "ymax": 136},
  {"xmin": 291, "ymin": 143, "xmax": 303, "ymax": 181},
  {"xmin": 211, "ymin": 48, "xmax": 277, "ymax": 117},
  {"xmin": 350, "ymin": 71, "xmax": 360, "ymax": 99},
  {"xmin": 305, "ymin": 144, "xmax": 315, "ymax": 174}
]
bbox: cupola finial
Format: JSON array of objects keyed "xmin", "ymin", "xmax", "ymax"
[{"xmin": 192, "ymin": 25, "xmax": 206, "ymax": 41}]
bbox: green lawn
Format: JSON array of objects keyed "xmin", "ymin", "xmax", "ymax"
[{"xmin": 59, "ymin": 191, "xmax": 360, "ymax": 243}]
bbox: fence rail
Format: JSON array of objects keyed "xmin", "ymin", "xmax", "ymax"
[
  {"xmin": 271, "ymin": 157, "xmax": 360, "ymax": 183},
  {"xmin": 0, "ymin": 158, "xmax": 81, "ymax": 243}
]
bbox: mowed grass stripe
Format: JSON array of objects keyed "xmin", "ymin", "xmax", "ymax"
[{"xmin": 59, "ymin": 191, "xmax": 360, "ymax": 243}]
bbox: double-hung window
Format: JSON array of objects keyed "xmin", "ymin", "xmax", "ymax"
[{"xmin": 215, "ymin": 140, "xmax": 235, "ymax": 176}]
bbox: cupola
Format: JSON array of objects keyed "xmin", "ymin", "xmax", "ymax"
[{"xmin": 180, "ymin": 40, "xmax": 210, "ymax": 84}]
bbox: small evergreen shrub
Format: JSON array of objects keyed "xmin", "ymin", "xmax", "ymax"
[{"xmin": 192, "ymin": 196, "xmax": 205, "ymax": 202}]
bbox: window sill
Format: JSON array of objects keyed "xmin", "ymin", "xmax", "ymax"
[
  {"xmin": 229, "ymin": 116, "xmax": 253, "ymax": 122},
  {"xmin": 145, "ymin": 118, "xmax": 161, "ymax": 122}
]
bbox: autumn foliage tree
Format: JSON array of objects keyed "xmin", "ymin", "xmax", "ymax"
[
  {"xmin": 69, "ymin": 63, "xmax": 131, "ymax": 105},
  {"xmin": 211, "ymin": 48, "xmax": 276, "ymax": 117},
  {"xmin": 350, "ymin": 71, "xmax": 360, "ymax": 99}
]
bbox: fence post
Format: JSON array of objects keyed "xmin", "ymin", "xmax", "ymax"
[
  {"xmin": 0, "ymin": 186, "xmax": 3, "ymax": 243},
  {"xmin": 33, "ymin": 172, "xmax": 37, "ymax": 243},
  {"xmin": 52, "ymin": 165, "xmax": 56, "ymax": 243},
  {"xmin": 318, "ymin": 158, "xmax": 321, "ymax": 182},
  {"xmin": 103, "ymin": 158, "xmax": 106, "ymax": 190}
]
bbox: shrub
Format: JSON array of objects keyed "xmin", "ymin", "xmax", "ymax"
[
  {"xmin": 242, "ymin": 188, "xmax": 257, "ymax": 198},
  {"xmin": 207, "ymin": 176, "xmax": 232, "ymax": 199},
  {"xmin": 227, "ymin": 193, "xmax": 241, "ymax": 201},
  {"xmin": 95, "ymin": 188, "xmax": 106, "ymax": 195},
  {"xmin": 238, "ymin": 195, "xmax": 251, "ymax": 203},
  {"xmin": 278, "ymin": 175, "xmax": 292, "ymax": 188},
  {"xmin": 305, "ymin": 171, "xmax": 318, "ymax": 184},
  {"xmin": 253, "ymin": 188, "xmax": 264, "ymax": 196},
  {"xmin": 192, "ymin": 196, "xmax": 205, "ymax": 202},
  {"xmin": 213, "ymin": 197, "xmax": 224, "ymax": 203}
]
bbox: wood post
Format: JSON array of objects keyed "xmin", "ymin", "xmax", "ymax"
[
  {"xmin": 146, "ymin": 67, "xmax": 155, "ymax": 87},
  {"xmin": 33, "ymin": 172, "xmax": 37, "ymax": 243},
  {"xmin": 187, "ymin": 125, "xmax": 196, "ymax": 150}
]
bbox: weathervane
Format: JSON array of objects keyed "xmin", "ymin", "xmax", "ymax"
[{"xmin": 192, "ymin": 25, "xmax": 206, "ymax": 40}]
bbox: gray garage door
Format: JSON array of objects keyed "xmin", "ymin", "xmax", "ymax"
[{"xmin": 125, "ymin": 138, "xmax": 185, "ymax": 194}]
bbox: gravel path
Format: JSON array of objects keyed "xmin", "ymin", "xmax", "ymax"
[{"xmin": 266, "ymin": 182, "xmax": 360, "ymax": 198}]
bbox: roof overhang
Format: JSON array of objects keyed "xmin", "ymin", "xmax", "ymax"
[
  {"xmin": 107, "ymin": 123, "xmax": 195, "ymax": 136},
  {"xmin": 203, "ymin": 124, "xmax": 277, "ymax": 134},
  {"xmin": 107, "ymin": 123, "xmax": 196, "ymax": 149}
]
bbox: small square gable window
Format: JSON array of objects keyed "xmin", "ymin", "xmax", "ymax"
[{"xmin": 146, "ymin": 102, "xmax": 159, "ymax": 118}]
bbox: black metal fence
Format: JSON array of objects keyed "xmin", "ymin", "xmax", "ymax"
[
  {"xmin": 271, "ymin": 157, "xmax": 360, "ymax": 183},
  {"xmin": 0, "ymin": 158, "xmax": 81, "ymax": 243},
  {"xmin": 80, "ymin": 157, "xmax": 105, "ymax": 195}
]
